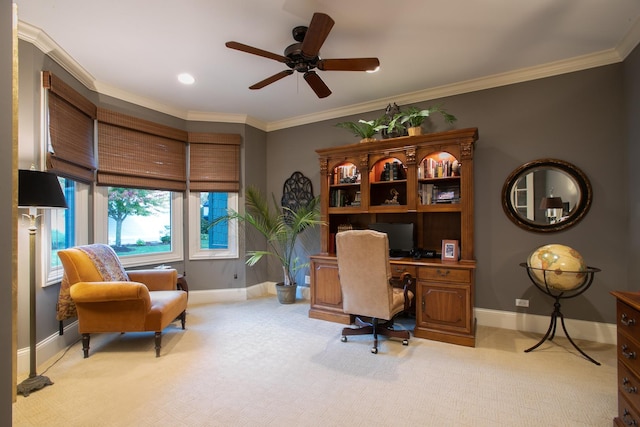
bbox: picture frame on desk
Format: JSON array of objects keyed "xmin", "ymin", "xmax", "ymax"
[{"xmin": 441, "ymin": 239, "xmax": 459, "ymax": 262}]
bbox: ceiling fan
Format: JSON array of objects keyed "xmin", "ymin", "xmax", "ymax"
[{"xmin": 225, "ymin": 12, "xmax": 380, "ymax": 98}]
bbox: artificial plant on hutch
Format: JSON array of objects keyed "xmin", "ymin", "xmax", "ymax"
[
  {"xmin": 395, "ymin": 105, "xmax": 457, "ymax": 135},
  {"xmin": 211, "ymin": 186, "xmax": 323, "ymax": 303},
  {"xmin": 335, "ymin": 118, "xmax": 387, "ymax": 143}
]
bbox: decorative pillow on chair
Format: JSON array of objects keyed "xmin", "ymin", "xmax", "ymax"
[{"xmin": 77, "ymin": 244, "xmax": 129, "ymax": 282}]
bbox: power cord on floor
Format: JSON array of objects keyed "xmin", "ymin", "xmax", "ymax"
[{"xmin": 39, "ymin": 336, "xmax": 82, "ymax": 376}]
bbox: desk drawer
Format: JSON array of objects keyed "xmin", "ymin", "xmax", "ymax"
[
  {"xmin": 418, "ymin": 266, "xmax": 470, "ymax": 283},
  {"xmin": 391, "ymin": 264, "xmax": 417, "ymax": 278}
]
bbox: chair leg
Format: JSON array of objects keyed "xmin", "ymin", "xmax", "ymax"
[
  {"xmin": 180, "ymin": 310, "xmax": 186, "ymax": 330},
  {"xmin": 82, "ymin": 334, "xmax": 90, "ymax": 358},
  {"xmin": 154, "ymin": 332, "xmax": 162, "ymax": 357},
  {"xmin": 372, "ymin": 318, "xmax": 379, "ymax": 354}
]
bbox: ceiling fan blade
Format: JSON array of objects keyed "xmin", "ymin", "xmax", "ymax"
[
  {"xmin": 300, "ymin": 13, "xmax": 335, "ymax": 59},
  {"xmin": 304, "ymin": 71, "xmax": 331, "ymax": 98},
  {"xmin": 318, "ymin": 58, "xmax": 380, "ymax": 72},
  {"xmin": 226, "ymin": 41, "xmax": 289, "ymax": 63},
  {"xmin": 249, "ymin": 70, "xmax": 294, "ymax": 90}
]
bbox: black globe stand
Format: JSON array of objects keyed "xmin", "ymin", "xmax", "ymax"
[{"xmin": 519, "ymin": 263, "xmax": 601, "ymax": 366}]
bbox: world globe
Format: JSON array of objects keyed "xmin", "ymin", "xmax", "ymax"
[{"xmin": 527, "ymin": 244, "xmax": 587, "ymax": 291}]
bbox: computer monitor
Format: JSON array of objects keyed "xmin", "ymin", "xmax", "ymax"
[{"xmin": 368, "ymin": 222, "xmax": 414, "ymax": 256}]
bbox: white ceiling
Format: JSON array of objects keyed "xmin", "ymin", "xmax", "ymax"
[{"xmin": 15, "ymin": 0, "xmax": 640, "ymax": 131}]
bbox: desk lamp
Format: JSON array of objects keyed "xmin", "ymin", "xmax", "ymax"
[
  {"xmin": 539, "ymin": 194, "xmax": 564, "ymax": 223},
  {"xmin": 17, "ymin": 168, "xmax": 67, "ymax": 396}
]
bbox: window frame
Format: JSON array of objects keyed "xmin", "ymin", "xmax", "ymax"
[
  {"xmin": 94, "ymin": 186, "xmax": 184, "ymax": 267},
  {"xmin": 42, "ymin": 179, "xmax": 89, "ymax": 287},
  {"xmin": 188, "ymin": 191, "xmax": 239, "ymax": 260}
]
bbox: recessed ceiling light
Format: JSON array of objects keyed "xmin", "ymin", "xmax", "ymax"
[
  {"xmin": 366, "ymin": 66, "xmax": 380, "ymax": 74},
  {"xmin": 178, "ymin": 73, "xmax": 195, "ymax": 85}
]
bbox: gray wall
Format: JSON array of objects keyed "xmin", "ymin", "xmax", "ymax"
[
  {"xmin": 267, "ymin": 60, "xmax": 634, "ymax": 324},
  {"xmin": 624, "ymin": 43, "xmax": 640, "ymax": 287},
  {"xmin": 1, "ymin": 0, "xmax": 14, "ymax": 419}
]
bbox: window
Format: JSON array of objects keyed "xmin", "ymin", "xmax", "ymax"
[
  {"xmin": 95, "ymin": 186, "xmax": 183, "ymax": 267},
  {"xmin": 43, "ymin": 177, "xmax": 89, "ymax": 286},
  {"xmin": 189, "ymin": 191, "xmax": 238, "ymax": 260}
]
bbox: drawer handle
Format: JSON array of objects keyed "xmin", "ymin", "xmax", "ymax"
[
  {"xmin": 622, "ymin": 313, "xmax": 637, "ymax": 327},
  {"xmin": 623, "ymin": 377, "xmax": 638, "ymax": 394},
  {"xmin": 623, "ymin": 408, "xmax": 638, "ymax": 425},
  {"xmin": 623, "ymin": 344, "xmax": 637, "ymax": 360},
  {"xmin": 435, "ymin": 269, "xmax": 450, "ymax": 277}
]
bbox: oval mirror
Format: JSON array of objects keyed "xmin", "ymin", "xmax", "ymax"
[{"xmin": 501, "ymin": 158, "xmax": 592, "ymax": 232}]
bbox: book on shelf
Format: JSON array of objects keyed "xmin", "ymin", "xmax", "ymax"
[
  {"xmin": 419, "ymin": 183, "xmax": 460, "ymax": 205},
  {"xmin": 418, "ymin": 157, "xmax": 458, "ymax": 179}
]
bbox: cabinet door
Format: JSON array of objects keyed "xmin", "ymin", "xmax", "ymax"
[
  {"xmin": 309, "ymin": 257, "xmax": 351, "ymax": 324},
  {"xmin": 417, "ymin": 281, "xmax": 471, "ymax": 333}
]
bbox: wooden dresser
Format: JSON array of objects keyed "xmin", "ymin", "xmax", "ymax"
[{"xmin": 612, "ymin": 291, "xmax": 640, "ymax": 426}]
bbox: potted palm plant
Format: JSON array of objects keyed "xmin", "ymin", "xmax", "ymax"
[
  {"xmin": 211, "ymin": 186, "xmax": 323, "ymax": 304},
  {"xmin": 335, "ymin": 118, "xmax": 387, "ymax": 143},
  {"xmin": 398, "ymin": 105, "xmax": 457, "ymax": 136}
]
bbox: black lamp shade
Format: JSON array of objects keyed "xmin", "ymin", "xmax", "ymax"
[
  {"xmin": 539, "ymin": 196, "xmax": 563, "ymax": 210},
  {"xmin": 18, "ymin": 169, "xmax": 68, "ymax": 209}
]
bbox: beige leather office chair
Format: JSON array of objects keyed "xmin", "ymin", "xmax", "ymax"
[{"xmin": 335, "ymin": 230, "xmax": 413, "ymax": 354}]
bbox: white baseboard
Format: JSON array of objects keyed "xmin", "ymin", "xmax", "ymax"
[
  {"xmin": 187, "ymin": 282, "xmax": 311, "ymax": 305},
  {"xmin": 17, "ymin": 321, "xmax": 81, "ymax": 376},
  {"xmin": 475, "ymin": 308, "xmax": 617, "ymax": 345},
  {"xmin": 20, "ymin": 291, "xmax": 616, "ymax": 374}
]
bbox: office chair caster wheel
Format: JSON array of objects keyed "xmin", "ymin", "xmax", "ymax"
[
  {"xmin": 371, "ymin": 347, "xmax": 378, "ymax": 354},
  {"xmin": 341, "ymin": 336, "xmax": 347, "ymax": 342},
  {"xmin": 402, "ymin": 340, "xmax": 409, "ymax": 346}
]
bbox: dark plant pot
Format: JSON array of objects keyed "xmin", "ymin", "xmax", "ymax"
[{"xmin": 276, "ymin": 282, "xmax": 297, "ymax": 304}]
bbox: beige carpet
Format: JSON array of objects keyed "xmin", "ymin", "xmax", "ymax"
[{"xmin": 13, "ymin": 297, "xmax": 617, "ymax": 426}]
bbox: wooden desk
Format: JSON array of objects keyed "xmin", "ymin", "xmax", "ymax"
[{"xmin": 309, "ymin": 254, "xmax": 476, "ymax": 347}]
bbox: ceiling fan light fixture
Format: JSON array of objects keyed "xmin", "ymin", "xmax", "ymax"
[
  {"xmin": 225, "ymin": 12, "xmax": 379, "ymax": 98},
  {"xmin": 177, "ymin": 73, "xmax": 195, "ymax": 85},
  {"xmin": 366, "ymin": 66, "xmax": 380, "ymax": 73}
]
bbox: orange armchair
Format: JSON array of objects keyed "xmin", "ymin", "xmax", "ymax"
[{"xmin": 57, "ymin": 244, "xmax": 188, "ymax": 358}]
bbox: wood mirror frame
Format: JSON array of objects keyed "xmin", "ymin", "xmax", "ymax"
[{"xmin": 501, "ymin": 158, "xmax": 592, "ymax": 233}]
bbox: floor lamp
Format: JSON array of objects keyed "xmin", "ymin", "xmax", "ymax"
[{"xmin": 17, "ymin": 169, "xmax": 67, "ymax": 397}]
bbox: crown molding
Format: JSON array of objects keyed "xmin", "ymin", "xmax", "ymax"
[
  {"xmin": 266, "ymin": 47, "xmax": 625, "ymax": 131},
  {"xmin": 18, "ymin": 20, "xmax": 96, "ymax": 91},
  {"xmin": 19, "ymin": 18, "xmax": 639, "ymax": 132},
  {"xmin": 185, "ymin": 111, "xmax": 268, "ymax": 131}
]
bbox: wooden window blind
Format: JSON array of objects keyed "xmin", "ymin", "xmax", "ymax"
[
  {"xmin": 188, "ymin": 132, "xmax": 241, "ymax": 192},
  {"xmin": 96, "ymin": 108, "xmax": 187, "ymax": 191},
  {"xmin": 43, "ymin": 71, "xmax": 97, "ymax": 183}
]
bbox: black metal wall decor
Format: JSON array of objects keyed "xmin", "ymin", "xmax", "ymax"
[{"xmin": 281, "ymin": 171, "xmax": 314, "ymax": 223}]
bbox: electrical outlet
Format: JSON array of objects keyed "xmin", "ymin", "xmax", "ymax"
[
  {"xmin": 304, "ymin": 275, "xmax": 311, "ymax": 285},
  {"xmin": 515, "ymin": 298, "xmax": 529, "ymax": 308}
]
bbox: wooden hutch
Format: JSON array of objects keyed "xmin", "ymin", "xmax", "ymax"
[{"xmin": 309, "ymin": 128, "xmax": 478, "ymax": 347}]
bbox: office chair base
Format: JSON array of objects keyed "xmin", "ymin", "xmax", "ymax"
[{"xmin": 341, "ymin": 317, "xmax": 410, "ymax": 354}]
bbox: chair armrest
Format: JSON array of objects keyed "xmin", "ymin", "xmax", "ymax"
[
  {"xmin": 390, "ymin": 272, "xmax": 415, "ymax": 311},
  {"xmin": 70, "ymin": 281, "xmax": 151, "ymax": 305},
  {"xmin": 126, "ymin": 269, "xmax": 178, "ymax": 291}
]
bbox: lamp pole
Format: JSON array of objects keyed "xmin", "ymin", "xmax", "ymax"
[{"xmin": 16, "ymin": 210, "xmax": 53, "ymax": 396}]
